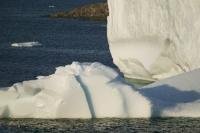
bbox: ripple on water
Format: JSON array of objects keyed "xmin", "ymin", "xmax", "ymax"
[{"xmin": 0, "ymin": 118, "xmax": 200, "ymax": 133}]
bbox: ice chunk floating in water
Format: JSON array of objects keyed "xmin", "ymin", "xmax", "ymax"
[
  {"xmin": 0, "ymin": 62, "xmax": 200, "ymax": 118},
  {"xmin": 108, "ymin": 0, "xmax": 200, "ymax": 81},
  {"xmin": 49, "ymin": 5, "xmax": 55, "ymax": 8},
  {"xmin": 11, "ymin": 42, "xmax": 42, "ymax": 47}
]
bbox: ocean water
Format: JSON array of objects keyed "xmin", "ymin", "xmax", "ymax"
[
  {"xmin": 0, "ymin": 118, "xmax": 200, "ymax": 133},
  {"xmin": 0, "ymin": 0, "xmax": 113, "ymax": 87}
]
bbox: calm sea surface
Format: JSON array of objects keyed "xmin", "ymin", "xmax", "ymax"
[{"xmin": 0, "ymin": 0, "xmax": 199, "ymax": 132}]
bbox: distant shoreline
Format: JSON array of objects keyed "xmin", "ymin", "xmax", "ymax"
[{"xmin": 49, "ymin": 2, "xmax": 108, "ymax": 21}]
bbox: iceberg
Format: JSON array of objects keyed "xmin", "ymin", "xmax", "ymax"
[
  {"xmin": 0, "ymin": 0, "xmax": 200, "ymax": 118},
  {"xmin": 108, "ymin": 0, "xmax": 200, "ymax": 81},
  {"xmin": 0, "ymin": 62, "xmax": 151, "ymax": 118},
  {"xmin": 0, "ymin": 62, "xmax": 200, "ymax": 118},
  {"xmin": 11, "ymin": 42, "xmax": 42, "ymax": 47}
]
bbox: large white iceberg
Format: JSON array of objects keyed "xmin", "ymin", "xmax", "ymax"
[
  {"xmin": 108, "ymin": 0, "xmax": 200, "ymax": 81},
  {"xmin": 0, "ymin": 62, "xmax": 200, "ymax": 118},
  {"xmin": 0, "ymin": 0, "xmax": 200, "ymax": 118}
]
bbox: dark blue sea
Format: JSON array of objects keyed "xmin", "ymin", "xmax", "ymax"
[{"xmin": 0, "ymin": 0, "xmax": 113, "ymax": 87}]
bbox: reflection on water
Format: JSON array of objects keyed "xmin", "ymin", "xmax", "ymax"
[{"xmin": 0, "ymin": 118, "xmax": 199, "ymax": 132}]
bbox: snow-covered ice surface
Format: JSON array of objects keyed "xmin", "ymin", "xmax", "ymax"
[
  {"xmin": 0, "ymin": 62, "xmax": 199, "ymax": 118},
  {"xmin": 11, "ymin": 42, "xmax": 42, "ymax": 47},
  {"xmin": 108, "ymin": 0, "xmax": 200, "ymax": 81}
]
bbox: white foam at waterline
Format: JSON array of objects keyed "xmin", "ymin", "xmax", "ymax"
[{"xmin": 11, "ymin": 42, "xmax": 42, "ymax": 48}]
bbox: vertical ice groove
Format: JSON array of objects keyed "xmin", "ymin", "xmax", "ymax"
[{"xmin": 75, "ymin": 75, "xmax": 96, "ymax": 118}]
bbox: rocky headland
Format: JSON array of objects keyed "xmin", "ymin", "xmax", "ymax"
[{"xmin": 49, "ymin": 2, "xmax": 108, "ymax": 21}]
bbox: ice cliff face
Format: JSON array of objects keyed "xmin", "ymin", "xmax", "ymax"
[{"xmin": 108, "ymin": 0, "xmax": 200, "ymax": 81}]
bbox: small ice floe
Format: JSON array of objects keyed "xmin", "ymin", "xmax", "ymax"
[
  {"xmin": 11, "ymin": 42, "xmax": 42, "ymax": 48},
  {"xmin": 49, "ymin": 5, "xmax": 55, "ymax": 8}
]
